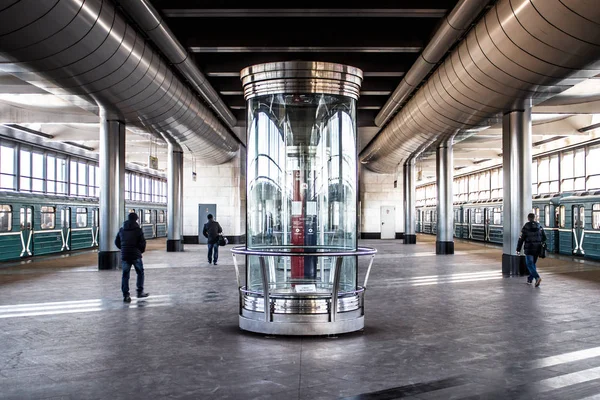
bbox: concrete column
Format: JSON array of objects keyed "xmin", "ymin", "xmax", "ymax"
[
  {"xmin": 98, "ymin": 109, "xmax": 125, "ymax": 270},
  {"xmin": 167, "ymin": 144, "xmax": 184, "ymax": 251},
  {"xmin": 403, "ymin": 160, "xmax": 416, "ymax": 244},
  {"xmin": 436, "ymin": 143, "xmax": 454, "ymax": 254},
  {"xmin": 502, "ymin": 102, "xmax": 532, "ymax": 275}
]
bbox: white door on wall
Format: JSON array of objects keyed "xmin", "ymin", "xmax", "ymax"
[{"xmin": 380, "ymin": 206, "xmax": 395, "ymax": 239}]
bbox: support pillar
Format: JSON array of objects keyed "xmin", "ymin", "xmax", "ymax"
[
  {"xmin": 502, "ymin": 102, "xmax": 532, "ymax": 275},
  {"xmin": 167, "ymin": 144, "xmax": 184, "ymax": 252},
  {"xmin": 403, "ymin": 160, "xmax": 416, "ymax": 244},
  {"xmin": 436, "ymin": 142, "xmax": 454, "ymax": 254},
  {"xmin": 98, "ymin": 109, "xmax": 125, "ymax": 270}
]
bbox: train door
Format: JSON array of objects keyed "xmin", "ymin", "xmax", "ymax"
[
  {"xmin": 467, "ymin": 209, "xmax": 473, "ymax": 239},
  {"xmin": 60, "ymin": 207, "xmax": 71, "ymax": 251},
  {"xmin": 483, "ymin": 208, "xmax": 491, "ymax": 241},
  {"xmin": 19, "ymin": 206, "xmax": 33, "ymax": 257},
  {"xmin": 152, "ymin": 210, "xmax": 157, "ymax": 238},
  {"xmin": 92, "ymin": 208, "xmax": 99, "ymax": 246},
  {"xmin": 572, "ymin": 205, "xmax": 585, "ymax": 255}
]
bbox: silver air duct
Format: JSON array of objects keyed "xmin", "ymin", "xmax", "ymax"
[
  {"xmin": 361, "ymin": 0, "xmax": 600, "ymax": 173},
  {"xmin": 115, "ymin": 0, "xmax": 238, "ymax": 130},
  {"xmin": 0, "ymin": 0, "xmax": 239, "ymax": 164},
  {"xmin": 375, "ymin": 0, "xmax": 490, "ymax": 128}
]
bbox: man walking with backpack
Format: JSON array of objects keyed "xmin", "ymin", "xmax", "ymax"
[
  {"xmin": 115, "ymin": 212, "xmax": 149, "ymax": 302},
  {"xmin": 517, "ymin": 212, "xmax": 547, "ymax": 287},
  {"xmin": 203, "ymin": 214, "xmax": 222, "ymax": 265}
]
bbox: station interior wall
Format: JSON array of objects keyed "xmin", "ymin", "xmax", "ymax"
[
  {"xmin": 359, "ymin": 167, "xmax": 404, "ymax": 239},
  {"xmin": 181, "ymin": 149, "xmax": 246, "ymax": 244}
]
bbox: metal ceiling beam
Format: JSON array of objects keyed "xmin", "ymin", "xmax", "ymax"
[{"xmin": 163, "ymin": 9, "xmax": 448, "ymax": 18}]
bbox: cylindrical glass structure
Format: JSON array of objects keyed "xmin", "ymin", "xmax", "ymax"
[{"xmin": 235, "ymin": 62, "xmax": 373, "ymax": 335}]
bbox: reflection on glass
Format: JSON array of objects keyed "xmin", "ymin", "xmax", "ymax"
[
  {"xmin": 246, "ymin": 93, "xmax": 358, "ymax": 293},
  {"xmin": 76, "ymin": 208, "xmax": 87, "ymax": 227},
  {"xmin": 0, "ymin": 205, "xmax": 12, "ymax": 232},
  {"xmin": 40, "ymin": 206, "xmax": 55, "ymax": 229}
]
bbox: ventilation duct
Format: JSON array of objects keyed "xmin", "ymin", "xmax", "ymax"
[
  {"xmin": 375, "ymin": 0, "xmax": 490, "ymax": 127},
  {"xmin": 115, "ymin": 0, "xmax": 238, "ymax": 130},
  {"xmin": 361, "ymin": 0, "xmax": 600, "ymax": 173},
  {"xmin": 0, "ymin": 0, "xmax": 239, "ymax": 164}
]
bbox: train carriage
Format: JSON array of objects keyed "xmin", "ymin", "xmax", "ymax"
[
  {"xmin": 557, "ymin": 192, "xmax": 600, "ymax": 260},
  {"xmin": 0, "ymin": 194, "xmax": 167, "ymax": 262}
]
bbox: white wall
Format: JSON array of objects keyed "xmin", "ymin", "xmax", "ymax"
[
  {"xmin": 359, "ymin": 167, "xmax": 404, "ymax": 235},
  {"xmin": 181, "ymin": 149, "xmax": 246, "ymax": 238}
]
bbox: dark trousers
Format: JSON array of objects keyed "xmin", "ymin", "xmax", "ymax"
[
  {"xmin": 208, "ymin": 243, "xmax": 219, "ymax": 263},
  {"xmin": 121, "ymin": 259, "xmax": 144, "ymax": 296}
]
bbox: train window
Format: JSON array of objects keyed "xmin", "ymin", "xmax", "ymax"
[
  {"xmin": 93, "ymin": 209, "xmax": 99, "ymax": 226},
  {"xmin": 76, "ymin": 208, "xmax": 87, "ymax": 228},
  {"xmin": 493, "ymin": 208, "xmax": 502, "ymax": 225},
  {"xmin": 593, "ymin": 205, "xmax": 600, "ymax": 230},
  {"xmin": 580, "ymin": 207, "xmax": 585, "ymax": 229},
  {"xmin": 158, "ymin": 210, "xmax": 165, "ymax": 223},
  {"xmin": 40, "ymin": 206, "xmax": 55, "ymax": 229},
  {"xmin": 0, "ymin": 205, "xmax": 12, "ymax": 232},
  {"xmin": 474, "ymin": 209, "xmax": 482, "ymax": 224},
  {"xmin": 560, "ymin": 205, "xmax": 566, "ymax": 228},
  {"xmin": 143, "ymin": 209, "xmax": 151, "ymax": 224},
  {"xmin": 534, "ymin": 207, "xmax": 540, "ymax": 222},
  {"xmin": 544, "ymin": 206, "xmax": 550, "ymax": 227}
]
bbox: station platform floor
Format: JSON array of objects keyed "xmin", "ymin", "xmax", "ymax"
[{"xmin": 2, "ymin": 236, "xmax": 600, "ymax": 400}]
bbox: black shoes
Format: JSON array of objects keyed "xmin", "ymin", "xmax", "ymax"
[
  {"xmin": 214, "ymin": 262, "xmax": 218, "ymax": 265},
  {"xmin": 123, "ymin": 296, "xmax": 131, "ymax": 303},
  {"xmin": 535, "ymin": 278, "xmax": 542, "ymax": 287},
  {"xmin": 137, "ymin": 292, "xmax": 150, "ymax": 298}
]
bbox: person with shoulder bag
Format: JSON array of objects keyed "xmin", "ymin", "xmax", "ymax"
[
  {"xmin": 202, "ymin": 214, "xmax": 222, "ymax": 265},
  {"xmin": 516, "ymin": 213, "xmax": 547, "ymax": 287}
]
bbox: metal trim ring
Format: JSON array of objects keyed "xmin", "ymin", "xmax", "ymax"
[
  {"xmin": 230, "ymin": 245, "xmax": 377, "ymax": 257},
  {"xmin": 240, "ymin": 61, "xmax": 364, "ymax": 100}
]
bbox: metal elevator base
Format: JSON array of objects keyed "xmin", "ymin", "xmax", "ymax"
[{"xmin": 239, "ymin": 313, "xmax": 364, "ymax": 336}]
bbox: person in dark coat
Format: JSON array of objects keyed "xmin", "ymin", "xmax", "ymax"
[
  {"xmin": 517, "ymin": 212, "xmax": 547, "ymax": 287},
  {"xmin": 202, "ymin": 214, "xmax": 222, "ymax": 265},
  {"xmin": 115, "ymin": 212, "xmax": 149, "ymax": 302}
]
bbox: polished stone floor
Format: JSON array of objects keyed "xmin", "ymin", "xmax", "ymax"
[{"xmin": 2, "ymin": 235, "xmax": 600, "ymax": 399}]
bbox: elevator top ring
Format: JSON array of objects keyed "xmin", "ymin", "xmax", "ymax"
[{"xmin": 240, "ymin": 61, "xmax": 363, "ymax": 100}]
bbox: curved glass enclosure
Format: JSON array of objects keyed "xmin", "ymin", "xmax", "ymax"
[{"xmin": 234, "ymin": 62, "xmax": 375, "ymax": 335}]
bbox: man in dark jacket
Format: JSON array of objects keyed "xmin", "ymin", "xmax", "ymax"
[
  {"xmin": 202, "ymin": 214, "xmax": 222, "ymax": 265},
  {"xmin": 517, "ymin": 213, "xmax": 547, "ymax": 287},
  {"xmin": 115, "ymin": 212, "xmax": 149, "ymax": 302}
]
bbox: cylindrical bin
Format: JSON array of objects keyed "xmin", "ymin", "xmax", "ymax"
[{"xmin": 234, "ymin": 61, "xmax": 376, "ymax": 335}]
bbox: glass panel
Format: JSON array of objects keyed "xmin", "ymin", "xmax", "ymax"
[
  {"xmin": 538, "ymin": 182, "xmax": 549, "ymax": 194},
  {"xmin": 20, "ymin": 208, "xmax": 25, "ymax": 229},
  {"xmin": 562, "ymin": 179, "xmax": 574, "ymax": 191},
  {"xmin": 588, "ymin": 145, "xmax": 600, "ymax": 175},
  {"xmin": 561, "ymin": 151, "xmax": 574, "ymax": 179},
  {"xmin": 144, "ymin": 209, "xmax": 151, "ymax": 223},
  {"xmin": 56, "ymin": 158, "xmax": 67, "ymax": 194},
  {"xmin": 538, "ymin": 157, "xmax": 549, "ymax": 182},
  {"xmin": 20, "ymin": 150, "xmax": 31, "ymax": 191},
  {"xmin": 560, "ymin": 205, "xmax": 565, "ymax": 228},
  {"xmin": 593, "ymin": 204, "xmax": 600, "ymax": 230},
  {"xmin": 580, "ymin": 206, "xmax": 585, "ymax": 228},
  {"xmin": 247, "ymin": 93, "xmax": 357, "ymax": 293},
  {"xmin": 474, "ymin": 209, "xmax": 482, "ymax": 224},
  {"xmin": 493, "ymin": 207, "xmax": 502, "ymax": 225},
  {"xmin": 76, "ymin": 207, "xmax": 87, "ymax": 227},
  {"xmin": 1, "ymin": 145, "xmax": 15, "ymax": 175},
  {"xmin": 549, "ymin": 181, "xmax": 559, "ymax": 193},
  {"xmin": 32, "ymin": 153, "xmax": 44, "ymax": 193},
  {"xmin": 574, "ymin": 149, "xmax": 585, "ymax": 177},
  {"xmin": 534, "ymin": 207, "xmax": 540, "ymax": 222},
  {"xmin": 589, "ymin": 175, "xmax": 600, "ymax": 190},
  {"xmin": 549, "ymin": 155, "xmax": 559, "ymax": 180},
  {"xmin": 545, "ymin": 206, "xmax": 550, "ymax": 227},
  {"xmin": 70, "ymin": 160, "xmax": 77, "ymax": 195},
  {"xmin": 40, "ymin": 206, "xmax": 55, "ymax": 229},
  {"xmin": 0, "ymin": 205, "xmax": 12, "ymax": 232}
]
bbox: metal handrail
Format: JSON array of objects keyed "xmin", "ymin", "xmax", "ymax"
[
  {"xmin": 231, "ymin": 245, "xmax": 376, "ymax": 323},
  {"xmin": 230, "ymin": 246, "xmax": 377, "ymax": 257}
]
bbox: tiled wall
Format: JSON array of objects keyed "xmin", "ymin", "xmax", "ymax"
[
  {"xmin": 359, "ymin": 167, "xmax": 404, "ymax": 236},
  {"xmin": 181, "ymin": 149, "xmax": 246, "ymax": 239}
]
